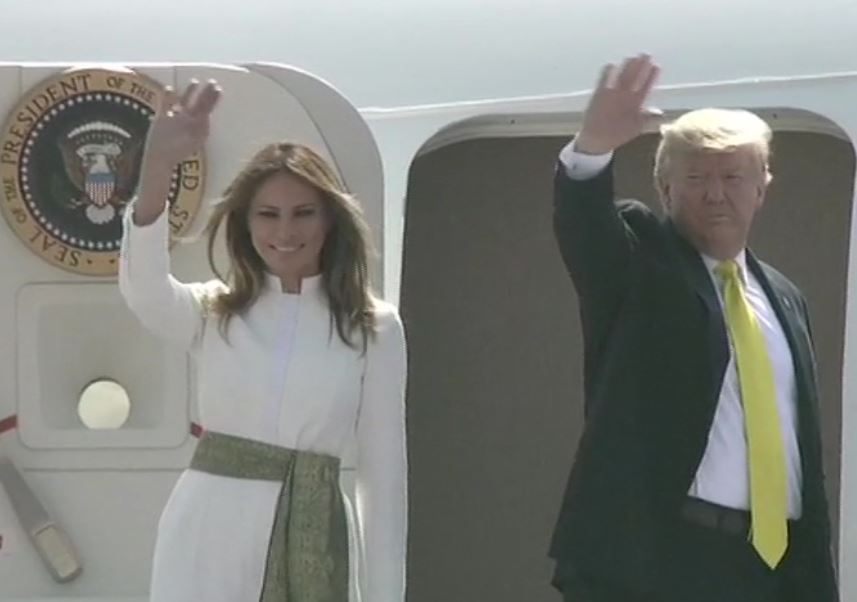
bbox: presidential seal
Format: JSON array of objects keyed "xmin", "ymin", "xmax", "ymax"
[{"xmin": 0, "ymin": 68, "xmax": 205, "ymax": 276}]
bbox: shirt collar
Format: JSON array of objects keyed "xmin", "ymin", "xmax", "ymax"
[
  {"xmin": 263, "ymin": 271, "xmax": 324, "ymax": 296},
  {"xmin": 701, "ymin": 249, "xmax": 749, "ymax": 285}
]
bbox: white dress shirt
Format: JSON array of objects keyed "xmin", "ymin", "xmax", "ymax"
[{"xmin": 559, "ymin": 140, "xmax": 803, "ymax": 518}]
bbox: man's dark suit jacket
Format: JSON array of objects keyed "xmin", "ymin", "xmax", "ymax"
[{"xmin": 549, "ymin": 161, "xmax": 837, "ymax": 600}]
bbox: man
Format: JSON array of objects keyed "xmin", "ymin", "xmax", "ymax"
[{"xmin": 549, "ymin": 54, "xmax": 838, "ymax": 602}]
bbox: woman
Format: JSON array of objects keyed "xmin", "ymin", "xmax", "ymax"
[{"xmin": 119, "ymin": 80, "xmax": 407, "ymax": 602}]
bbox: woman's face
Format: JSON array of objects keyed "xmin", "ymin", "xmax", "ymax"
[{"xmin": 247, "ymin": 172, "xmax": 331, "ymax": 289}]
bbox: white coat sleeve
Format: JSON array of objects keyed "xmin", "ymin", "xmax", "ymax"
[{"xmin": 354, "ymin": 302, "xmax": 408, "ymax": 602}]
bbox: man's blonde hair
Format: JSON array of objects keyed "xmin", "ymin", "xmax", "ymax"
[{"xmin": 654, "ymin": 108, "xmax": 773, "ymax": 190}]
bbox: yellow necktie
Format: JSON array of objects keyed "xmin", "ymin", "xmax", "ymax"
[{"xmin": 716, "ymin": 260, "xmax": 787, "ymax": 568}]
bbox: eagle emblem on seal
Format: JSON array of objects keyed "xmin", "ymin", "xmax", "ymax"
[{"xmin": 58, "ymin": 121, "xmax": 143, "ymax": 225}]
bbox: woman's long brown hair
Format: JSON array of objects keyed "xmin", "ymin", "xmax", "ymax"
[{"xmin": 205, "ymin": 142, "xmax": 376, "ymax": 350}]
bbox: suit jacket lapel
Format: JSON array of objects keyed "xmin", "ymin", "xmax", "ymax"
[
  {"xmin": 746, "ymin": 252, "xmax": 819, "ymax": 426},
  {"xmin": 664, "ymin": 221, "xmax": 720, "ymax": 313},
  {"xmin": 664, "ymin": 221, "xmax": 731, "ymax": 404}
]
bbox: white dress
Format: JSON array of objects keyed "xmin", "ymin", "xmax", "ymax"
[{"xmin": 118, "ymin": 204, "xmax": 408, "ymax": 602}]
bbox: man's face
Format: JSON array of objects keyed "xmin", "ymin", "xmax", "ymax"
[{"xmin": 661, "ymin": 146, "xmax": 768, "ymax": 260}]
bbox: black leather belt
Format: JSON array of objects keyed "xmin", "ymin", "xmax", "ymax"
[{"xmin": 680, "ymin": 497, "xmax": 752, "ymax": 537}]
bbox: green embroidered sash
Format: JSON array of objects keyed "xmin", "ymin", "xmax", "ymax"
[{"xmin": 190, "ymin": 431, "xmax": 349, "ymax": 602}]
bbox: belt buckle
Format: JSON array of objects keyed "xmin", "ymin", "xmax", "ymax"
[
  {"xmin": 720, "ymin": 509, "xmax": 749, "ymax": 537},
  {"xmin": 682, "ymin": 499, "xmax": 717, "ymax": 530}
]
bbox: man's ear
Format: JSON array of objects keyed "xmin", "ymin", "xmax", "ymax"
[{"xmin": 757, "ymin": 171, "xmax": 772, "ymax": 207}]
